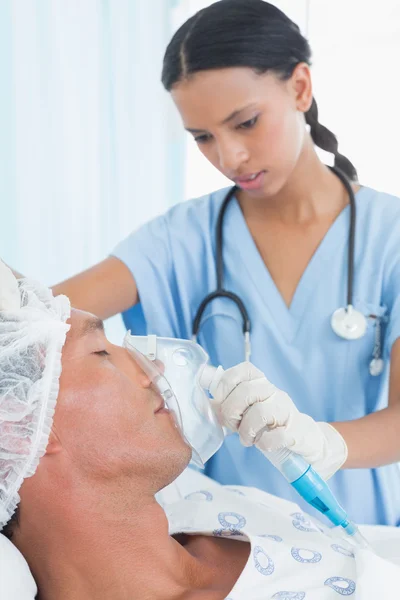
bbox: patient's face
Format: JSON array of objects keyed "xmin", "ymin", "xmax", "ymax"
[{"xmin": 51, "ymin": 309, "xmax": 191, "ymax": 492}]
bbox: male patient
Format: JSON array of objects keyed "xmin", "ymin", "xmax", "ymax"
[{"xmin": 0, "ymin": 262, "xmax": 399, "ymax": 600}]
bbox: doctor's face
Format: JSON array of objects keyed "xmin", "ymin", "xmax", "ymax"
[
  {"xmin": 51, "ymin": 310, "xmax": 191, "ymax": 492},
  {"xmin": 171, "ymin": 65, "xmax": 312, "ymax": 199}
]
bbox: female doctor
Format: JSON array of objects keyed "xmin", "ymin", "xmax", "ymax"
[{"xmin": 51, "ymin": 1, "xmax": 400, "ymax": 525}]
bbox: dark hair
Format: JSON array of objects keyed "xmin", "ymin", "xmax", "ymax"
[
  {"xmin": 162, "ymin": 0, "xmax": 357, "ymax": 181},
  {"xmin": 2, "ymin": 506, "xmax": 20, "ymax": 540}
]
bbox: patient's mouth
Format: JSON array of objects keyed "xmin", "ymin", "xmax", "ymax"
[
  {"xmin": 156, "ymin": 407, "xmax": 170, "ymax": 415},
  {"xmin": 154, "ymin": 400, "xmax": 168, "ymax": 414}
]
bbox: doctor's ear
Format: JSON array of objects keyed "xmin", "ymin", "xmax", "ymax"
[{"xmin": 289, "ymin": 62, "xmax": 313, "ymax": 114}]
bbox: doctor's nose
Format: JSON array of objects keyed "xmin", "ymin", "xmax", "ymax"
[{"xmin": 217, "ymin": 139, "xmax": 249, "ymax": 176}]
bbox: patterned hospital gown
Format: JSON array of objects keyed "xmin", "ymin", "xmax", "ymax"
[{"xmin": 164, "ymin": 473, "xmax": 400, "ymax": 599}]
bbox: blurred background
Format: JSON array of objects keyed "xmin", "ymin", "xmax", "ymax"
[{"xmin": 1, "ymin": 0, "xmax": 399, "ymax": 340}]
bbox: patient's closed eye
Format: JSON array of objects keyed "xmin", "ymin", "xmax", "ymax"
[{"xmin": 94, "ymin": 350, "xmax": 110, "ymax": 357}]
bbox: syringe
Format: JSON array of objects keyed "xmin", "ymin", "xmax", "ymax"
[
  {"xmin": 266, "ymin": 447, "xmax": 370, "ymax": 548},
  {"xmin": 200, "ymin": 365, "xmax": 370, "ymax": 550}
]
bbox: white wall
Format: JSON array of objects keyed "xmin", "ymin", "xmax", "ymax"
[
  {"xmin": 0, "ymin": 0, "xmax": 180, "ymax": 285},
  {"xmin": 0, "ymin": 0, "xmax": 185, "ymax": 343},
  {"xmin": 309, "ymin": 0, "xmax": 400, "ymax": 196}
]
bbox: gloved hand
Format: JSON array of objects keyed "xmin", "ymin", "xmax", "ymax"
[{"xmin": 211, "ymin": 362, "xmax": 348, "ymax": 481}]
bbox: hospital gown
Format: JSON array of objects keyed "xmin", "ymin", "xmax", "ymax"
[{"xmin": 164, "ymin": 471, "xmax": 400, "ymax": 599}]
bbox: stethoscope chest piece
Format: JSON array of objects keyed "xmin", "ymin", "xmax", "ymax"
[{"xmin": 331, "ymin": 305, "xmax": 368, "ymax": 341}]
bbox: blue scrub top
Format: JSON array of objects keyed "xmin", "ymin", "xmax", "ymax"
[{"xmin": 113, "ymin": 186, "xmax": 400, "ymax": 526}]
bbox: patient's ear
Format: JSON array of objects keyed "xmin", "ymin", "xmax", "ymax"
[{"xmin": 45, "ymin": 428, "xmax": 63, "ymax": 455}]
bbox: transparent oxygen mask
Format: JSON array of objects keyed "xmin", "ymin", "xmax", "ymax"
[{"xmin": 123, "ymin": 333, "xmax": 225, "ymax": 468}]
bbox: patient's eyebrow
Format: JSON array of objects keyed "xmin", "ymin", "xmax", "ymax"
[{"xmin": 78, "ymin": 317, "xmax": 105, "ymax": 338}]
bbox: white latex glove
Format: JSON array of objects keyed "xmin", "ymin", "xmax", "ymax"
[{"xmin": 212, "ymin": 362, "xmax": 348, "ymax": 481}]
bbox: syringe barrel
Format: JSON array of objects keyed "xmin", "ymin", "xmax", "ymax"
[
  {"xmin": 291, "ymin": 465, "xmax": 348, "ymax": 527},
  {"xmin": 266, "ymin": 449, "xmax": 349, "ymax": 527},
  {"xmin": 266, "ymin": 447, "xmax": 310, "ymax": 482}
]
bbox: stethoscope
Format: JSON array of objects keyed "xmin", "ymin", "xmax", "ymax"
[{"xmin": 192, "ymin": 166, "xmax": 384, "ymax": 376}]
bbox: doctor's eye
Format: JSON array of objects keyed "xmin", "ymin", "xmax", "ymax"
[
  {"xmin": 238, "ymin": 115, "xmax": 259, "ymax": 130},
  {"xmin": 194, "ymin": 133, "xmax": 212, "ymax": 144}
]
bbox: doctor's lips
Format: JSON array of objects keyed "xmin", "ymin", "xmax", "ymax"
[{"xmin": 234, "ymin": 170, "xmax": 266, "ymax": 191}]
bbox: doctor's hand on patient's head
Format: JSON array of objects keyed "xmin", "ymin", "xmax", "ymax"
[{"xmin": 211, "ymin": 362, "xmax": 348, "ymax": 481}]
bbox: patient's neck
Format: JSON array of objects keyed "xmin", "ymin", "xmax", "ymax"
[{"xmin": 17, "ymin": 487, "xmax": 217, "ymax": 600}]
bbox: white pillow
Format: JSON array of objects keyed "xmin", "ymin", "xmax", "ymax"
[{"xmin": 0, "ymin": 533, "xmax": 37, "ymax": 599}]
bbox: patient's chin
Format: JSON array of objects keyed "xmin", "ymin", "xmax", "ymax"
[{"xmin": 161, "ymin": 439, "xmax": 192, "ymax": 490}]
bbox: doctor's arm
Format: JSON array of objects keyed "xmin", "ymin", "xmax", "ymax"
[
  {"xmin": 7, "ymin": 257, "xmax": 138, "ymax": 319},
  {"xmin": 213, "ymin": 344, "xmax": 400, "ymax": 481},
  {"xmin": 333, "ymin": 337, "xmax": 400, "ymax": 469},
  {"xmin": 51, "ymin": 257, "xmax": 139, "ymax": 319}
]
